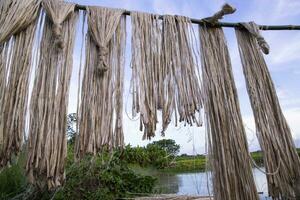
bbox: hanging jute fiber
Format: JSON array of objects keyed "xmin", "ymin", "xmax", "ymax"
[
  {"xmin": 0, "ymin": 0, "xmax": 41, "ymax": 169},
  {"xmin": 161, "ymin": 15, "xmax": 202, "ymax": 135},
  {"xmin": 236, "ymin": 22, "xmax": 300, "ymax": 199},
  {"xmin": 131, "ymin": 12, "xmax": 162, "ymax": 140},
  {"xmin": 131, "ymin": 13, "xmax": 202, "ymax": 140},
  {"xmin": 26, "ymin": 0, "xmax": 78, "ymax": 189},
  {"xmin": 199, "ymin": 25, "xmax": 259, "ymax": 200},
  {"xmin": 75, "ymin": 6, "xmax": 126, "ymax": 160},
  {"xmin": 0, "ymin": 0, "xmax": 41, "ymax": 44}
]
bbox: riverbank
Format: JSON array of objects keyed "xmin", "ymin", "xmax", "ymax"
[
  {"xmin": 159, "ymin": 149, "xmax": 300, "ymax": 173},
  {"xmin": 132, "ymin": 168, "xmax": 269, "ymax": 199},
  {"xmin": 135, "ymin": 194, "xmax": 213, "ymax": 200}
]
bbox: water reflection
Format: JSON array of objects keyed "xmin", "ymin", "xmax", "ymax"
[
  {"xmin": 155, "ymin": 168, "xmax": 272, "ymax": 199},
  {"xmin": 155, "ymin": 173, "xmax": 180, "ymax": 193}
]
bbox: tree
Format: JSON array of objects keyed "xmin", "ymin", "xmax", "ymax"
[
  {"xmin": 67, "ymin": 113, "xmax": 77, "ymax": 145},
  {"xmin": 147, "ymin": 139, "xmax": 180, "ymax": 156}
]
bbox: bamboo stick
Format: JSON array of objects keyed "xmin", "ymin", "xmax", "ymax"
[{"xmin": 74, "ymin": 4, "xmax": 300, "ymax": 30}]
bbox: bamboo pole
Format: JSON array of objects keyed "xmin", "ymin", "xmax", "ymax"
[{"xmin": 75, "ymin": 4, "xmax": 300, "ymax": 30}]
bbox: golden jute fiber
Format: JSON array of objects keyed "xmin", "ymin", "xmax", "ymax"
[
  {"xmin": 236, "ymin": 25, "xmax": 300, "ymax": 199},
  {"xmin": 0, "ymin": 0, "xmax": 40, "ymax": 169},
  {"xmin": 199, "ymin": 26, "xmax": 259, "ymax": 200},
  {"xmin": 131, "ymin": 13, "xmax": 203, "ymax": 140},
  {"xmin": 75, "ymin": 6, "xmax": 126, "ymax": 160},
  {"xmin": 26, "ymin": 0, "xmax": 78, "ymax": 189}
]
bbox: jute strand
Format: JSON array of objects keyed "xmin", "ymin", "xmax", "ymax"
[
  {"xmin": 131, "ymin": 12, "xmax": 161, "ymax": 139},
  {"xmin": 0, "ymin": 0, "xmax": 41, "ymax": 44},
  {"xmin": 161, "ymin": 15, "xmax": 203, "ymax": 134},
  {"xmin": 75, "ymin": 6, "xmax": 126, "ymax": 160},
  {"xmin": 26, "ymin": 0, "xmax": 78, "ymax": 189},
  {"xmin": 0, "ymin": 0, "xmax": 41, "ymax": 168},
  {"xmin": 131, "ymin": 13, "xmax": 202, "ymax": 140},
  {"xmin": 113, "ymin": 11, "xmax": 126, "ymax": 148},
  {"xmin": 236, "ymin": 25, "xmax": 300, "ymax": 199},
  {"xmin": 199, "ymin": 26, "xmax": 259, "ymax": 200}
]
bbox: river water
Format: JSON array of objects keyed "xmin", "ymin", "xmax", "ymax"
[{"xmin": 155, "ymin": 168, "xmax": 272, "ymax": 199}]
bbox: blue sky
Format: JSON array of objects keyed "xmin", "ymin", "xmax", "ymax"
[{"xmin": 66, "ymin": 0, "xmax": 300, "ymax": 155}]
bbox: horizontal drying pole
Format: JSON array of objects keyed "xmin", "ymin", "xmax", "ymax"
[{"xmin": 75, "ymin": 4, "xmax": 300, "ymax": 30}]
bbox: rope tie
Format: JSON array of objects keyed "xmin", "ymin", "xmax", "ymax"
[
  {"xmin": 42, "ymin": 0, "xmax": 75, "ymax": 50},
  {"xmin": 86, "ymin": 7, "xmax": 124, "ymax": 76},
  {"xmin": 241, "ymin": 22, "xmax": 270, "ymax": 54},
  {"xmin": 203, "ymin": 4, "xmax": 236, "ymax": 24},
  {"xmin": 52, "ymin": 22, "xmax": 64, "ymax": 49},
  {"xmin": 96, "ymin": 44, "xmax": 109, "ymax": 75}
]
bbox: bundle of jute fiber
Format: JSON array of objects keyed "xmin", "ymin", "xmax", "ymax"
[
  {"xmin": 199, "ymin": 25, "xmax": 259, "ymax": 200},
  {"xmin": 236, "ymin": 22, "xmax": 300, "ymax": 199},
  {"xmin": 0, "ymin": 0, "xmax": 41, "ymax": 44},
  {"xmin": 0, "ymin": 0, "xmax": 41, "ymax": 168},
  {"xmin": 75, "ymin": 6, "xmax": 126, "ymax": 160},
  {"xmin": 131, "ymin": 12, "xmax": 162, "ymax": 140},
  {"xmin": 26, "ymin": 0, "xmax": 78, "ymax": 189},
  {"xmin": 161, "ymin": 15, "xmax": 203, "ymax": 135},
  {"xmin": 131, "ymin": 14, "xmax": 203, "ymax": 140}
]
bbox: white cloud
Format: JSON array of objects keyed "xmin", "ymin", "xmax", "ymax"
[{"xmin": 265, "ymin": 33, "xmax": 300, "ymax": 68}]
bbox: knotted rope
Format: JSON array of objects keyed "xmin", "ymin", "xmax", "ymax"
[
  {"xmin": 42, "ymin": 0, "xmax": 75, "ymax": 49},
  {"xmin": 240, "ymin": 22, "xmax": 270, "ymax": 54},
  {"xmin": 52, "ymin": 22, "xmax": 64, "ymax": 48},
  {"xmin": 87, "ymin": 7, "xmax": 124, "ymax": 76},
  {"xmin": 203, "ymin": 3, "xmax": 236, "ymax": 24},
  {"xmin": 96, "ymin": 45, "xmax": 109, "ymax": 73}
]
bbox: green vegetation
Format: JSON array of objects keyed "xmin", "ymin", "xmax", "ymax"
[
  {"xmin": 1, "ymin": 114, "xmax": 300, "ymax": 199},
  {"xmin": 163, "ymin": 157, "xmax": 207, "ymax": 173},
  {"xmin": 0, "ymin": 152, "xmax": 27, "ymax": 199},
  {"xmin": 167, "ymin": 149, "xmax": 300, "ymax": 173},
  {"xmin": 0, "ymin": 115, "xmax": 159, "ymax": 200},
  {"xmin": 122, "ymin": 139, "xmax": 179, "ymax": 169},
  {"xmin": 0, "ymin": 148, "xmax": 157, "ymax": 200},
  {"xmin": 54, "ymin": 151, "xmax": 156, "ymax": 200},
  {"xmin": 0, "ymin": 136, "xmax": 181, "ymax": 199},
  {"xmin": 148, "ymin": 139, "xmax": 180, "ymax": 156},
  {"xmin": 251, "ymin": 151, "xmax": 264, "ymax": 166}
]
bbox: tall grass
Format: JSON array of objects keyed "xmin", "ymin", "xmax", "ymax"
[{"xmin": 0, "ymin": 152, "xmax": 28, "ymax": 199}]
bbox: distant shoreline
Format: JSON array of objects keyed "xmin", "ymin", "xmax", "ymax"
[{"xmin": 160, "ymin": 149, "xmax": 300, "ymax": 173}]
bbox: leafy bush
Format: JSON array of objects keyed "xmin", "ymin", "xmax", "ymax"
[
  {"xmin": 145, "ymin": 144, "xmax": 173, "ymax": 169},
  {"xmin": 251, "ymin": 151, "xmax": 264, "ymax": 166},
  {"xmin": 54, "ymin": 151, "xmax": 156, "ymax": 200},
  {"xmin": 147, "ymin": 139, "xmax": 180, "ymax": 156},
  {"xmin": 0, "ymin": 148, "xmax": 156, "ymax": 200},
  {"xmin": 0, "ymin": 152, "xmax": 27, "ymax": 199},
  {"xmin": 122, "ymin": 140, "xmax": 179, "ymax": 169}
]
